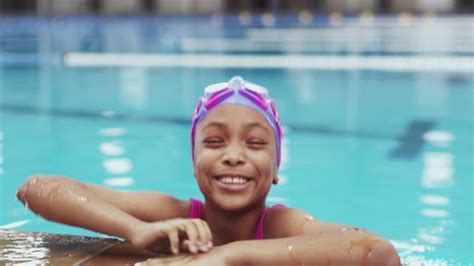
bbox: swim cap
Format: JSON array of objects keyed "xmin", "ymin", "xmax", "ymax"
[{"xmin": 191, "ymin": 76, "xmax": 282, "ymax": 168}]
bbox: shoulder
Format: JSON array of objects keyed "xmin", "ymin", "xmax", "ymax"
[
  {"xmin": 263, "ymin": 206, "xmax": 357, "ymax": 239},
  {"xmin": 262, "ymin": 207, "xmax": 307, "ymax": 238},
  {"xmin": 263, "ymin": 206, "xmax": 324, "ymax": 238}
]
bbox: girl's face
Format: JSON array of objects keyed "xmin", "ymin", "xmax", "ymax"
[{"xmin": 193, "ymin": 104, "xmax": 278, "ymax": 212}]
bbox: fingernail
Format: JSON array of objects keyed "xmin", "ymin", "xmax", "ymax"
[
  {"xmin": 190, "ymin": 244, "xmax": 197, "ymax": 253},
  {"xmin": 207, "ymin": 241, "xmax": 213, "ymax": 248},
  {"xmin": 200, "ymin": 244, "xmax": 209, "ymax": 252}
]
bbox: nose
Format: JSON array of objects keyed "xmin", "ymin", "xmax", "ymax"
[{"xmin": 221, "ymin": 141, "xmax": 246, "ymax": 167}]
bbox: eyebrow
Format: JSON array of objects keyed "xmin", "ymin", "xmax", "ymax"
[
  {"xmin": 202, "ymin": 121, "xmax": 270, "ymax": 133},
  {"xmin": 202, "ymin": 122, "xmax": 226, "ymax": 131},
  {"xmin": 243, "ymin": 122, "xmax": 271, "ymax": 133}
]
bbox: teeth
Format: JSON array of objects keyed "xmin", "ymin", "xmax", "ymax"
[{"xmin": 218, "ymin": 176, "xmax": 249, "ymax": 184}]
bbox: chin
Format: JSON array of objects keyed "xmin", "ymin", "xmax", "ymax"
[
  {"xmin": 209, "ymin": 194, "xmax": 257, "ymax": 212},
  {"xmin": 210, "ymin": 195, "xmax": 264, "ymax": 212}
]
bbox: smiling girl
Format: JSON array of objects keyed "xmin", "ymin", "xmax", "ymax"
[{"xmin": 17, "ymin": 76, "xmax": 401, "ymax": 265}]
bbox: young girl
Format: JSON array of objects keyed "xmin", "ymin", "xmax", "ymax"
[{"xmin": 17, "ymin": 76, "xmax": 401, "ymax": 265}]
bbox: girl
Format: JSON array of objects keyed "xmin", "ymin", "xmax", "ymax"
[{"xmin": 17, "ymin": 76, "xmax": 401, "ymax": 265}]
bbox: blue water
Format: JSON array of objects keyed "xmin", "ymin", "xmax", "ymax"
[{"xmin": 0, "ymin": 15, "xmax": 473, "ymax": 264}]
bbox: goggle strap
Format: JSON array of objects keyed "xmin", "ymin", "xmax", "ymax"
[
  {"xmin": 205, "ymin": 88, "xmax": 234, "ymax": 110},
  {"xmin": 238, "ymin": 89, "xmax": 268, "ymax": 111}
]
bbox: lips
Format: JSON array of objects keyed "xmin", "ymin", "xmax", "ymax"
[{"xmin": 213, "ymin": 174, "xmax": 254, "ymax": 192}]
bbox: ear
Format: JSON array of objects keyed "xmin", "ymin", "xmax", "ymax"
[{"xmin": 272, "ymin": 176, "xmax": 279, "ymax": 185}]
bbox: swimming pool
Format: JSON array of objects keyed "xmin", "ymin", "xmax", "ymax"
[{"xmin": 0, "ymin": 15, "xmax": 473, "ymax": 264}]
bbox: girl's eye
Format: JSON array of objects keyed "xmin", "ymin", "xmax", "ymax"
[
  {"xmin": 203, "ymin": 138, "xmax": 224, "ymax": 145},
  {"xmin": 247, "ymin": 139, "xmax": 266, "ymax": 146}
]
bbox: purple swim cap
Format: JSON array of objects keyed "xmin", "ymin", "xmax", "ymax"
[{"xmin": 191, "ymin": 76, "xmax": 283, "ymax": 168}]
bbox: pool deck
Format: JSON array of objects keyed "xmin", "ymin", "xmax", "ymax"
[{"xmin": 0, "ymin": 229, "xmax": 159, "ymax": 265}]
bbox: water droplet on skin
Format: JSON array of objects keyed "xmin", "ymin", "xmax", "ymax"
[
  {"xmin": 300, "ymin": 214, "xmax": 316, "ymax": 235},
  {"xmin": 78, "ymin": 197, "xmax": 88, "ymax": 202},
  {"xmin": 287, "ymin": 244, "xmax": 300, "ymax": 264},
  {"xmin": 349, "ymin": 247, "xmax": 355, "ymax": 260},
  {"xmin": 65, "ymin": 190, "xmax": 88, "ymax": 203},
  {"xmin": 342, "ymin": 227, "xmax": 365, "ymax": 233},
  {"xmin": 349, "ymin": 237, "xmax": 381, "ymax": 265},
  {"xmin": 299, "ymin": 235, "xmax": 321, "ymax": 266}
]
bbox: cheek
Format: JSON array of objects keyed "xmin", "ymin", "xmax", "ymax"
[
  {"xmin": 194, "ymin": 147, "xmax": 215, "ymax": 177},
  {"xmin": 250, "ymin": 151, "xmax": 276, "ymax": 177}
]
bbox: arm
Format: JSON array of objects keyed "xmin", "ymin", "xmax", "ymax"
[
  {"xmin": 135, "ymin": 208, "xmax": 400, "ymax": 266},
  {"xmin": 222, "ymin": 234, "xmax": 399, "ymax": 266},
  {"xmin": 16, "ymin": 175, "xmax": 188, "ymax": 242},
  {"xmin": 222, "ymin": 208, "xmax": 401, "ymax": 266}
]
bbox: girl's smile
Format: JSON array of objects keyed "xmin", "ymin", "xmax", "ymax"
[{"xmin": 213, "ymin": 173, "xmax": 254, "ymax": 193}]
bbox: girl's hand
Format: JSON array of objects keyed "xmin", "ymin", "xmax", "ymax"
[{"xmin": 130, "ymin": 218, "xmax": 213, "ymax": 255}]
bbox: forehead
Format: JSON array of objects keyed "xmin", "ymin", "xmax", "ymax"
[{"xmin": 198, "ymin": 104, "xmax": 273, "ymax": 132}]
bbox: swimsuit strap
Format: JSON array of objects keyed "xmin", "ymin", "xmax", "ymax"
[
  {"xmin": 189, "ymin": 198, "xmax": 204, "ymax": 219},
  {"xmin": 255, "ymin": 204, "xmax": 286, "ymax": 240}
]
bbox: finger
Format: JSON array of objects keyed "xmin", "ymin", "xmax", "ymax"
[
  {"xmin": 193, "ymin": 220, "xmax": 212, "ymax": 251},
  {"xmin": 181, "ymin": 239, "xmax": 194, "ymax": 253},
  {"xmin": 168, "ymin": 229, "xmax": 180, "ymax": 255},
  {"xmin": 183, "ymin": 220, "xmax": 199, "ymax": 245},
  {"xmin": 192, "ymin": 219, "xmax": 207, "ymax": 243},
  {"xmin": 197, "ymin": 219, "xmax": 213, "ymax": 248}
]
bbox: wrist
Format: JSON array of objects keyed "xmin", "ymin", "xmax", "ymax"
[
  {"xmin": 126, "ymin": 219, "xmax": 149, "ymax": 244},
  {"xmin": 218, "ymin": 241, "xmax": 243, "ymax": 266}
]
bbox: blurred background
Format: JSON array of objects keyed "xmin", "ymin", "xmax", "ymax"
[
  {"xmin": 0, "ymin": 0, "xmax": 473, "ymax": 15},
  {"xmin": 0, "ymin": 0, "xmax": 473, "ymax": 265}
]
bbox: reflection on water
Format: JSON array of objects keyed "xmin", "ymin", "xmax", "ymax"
[
  {"xmin": 99, "ymin": 127, "xmax": 135, "ymax": 189},
  {"xmin": 99, "ymin": 141, "xmax": 125, "ymax": 156},
  {"xmin": 102, "ymin": 158, "xmax": 132, "ymax": 175},
  {"xmin": 423, "ymin": 131, "xmax": 454, "ymax": 147},
  {"xmin": 104, "ymin": 177, "xmax": 134, "ymax": 187},
  {"xmin": 99, "ymin": 127, "xmax": 127, "ymax": 137},
  {"xmin": 422, "ymin": 152, "xmax": 454, "ymax": 189},
  {"xmin": 419, "ymin": 195, "xmax": 450, "ymax": 206},
  {"xmin": 0, "ymin": 230, "xmax": 118, "ymax": 265},
  {"xmin": 405, "ymin": 148, "xmax": 455, "ymax": 263},
  {"xmin": 1, "ymin": 231, "xmax": 49, "ymax": 264},
  {"xmin": 0, "ymin": 220, "xmax": 31, "ymax": 230},
  {"xmin": 120, "ymin": 67, "xmax": 149, "ymax": 109}
]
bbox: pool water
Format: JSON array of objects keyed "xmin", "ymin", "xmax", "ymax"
[{"xmin": 0, "ymin": 15, "xmax": 473, "ymax": 265}]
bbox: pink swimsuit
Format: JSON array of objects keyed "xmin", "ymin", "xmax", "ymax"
[{"xmin": 188, "ymin": 198, "xmax": 286, "ymax": 240}]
